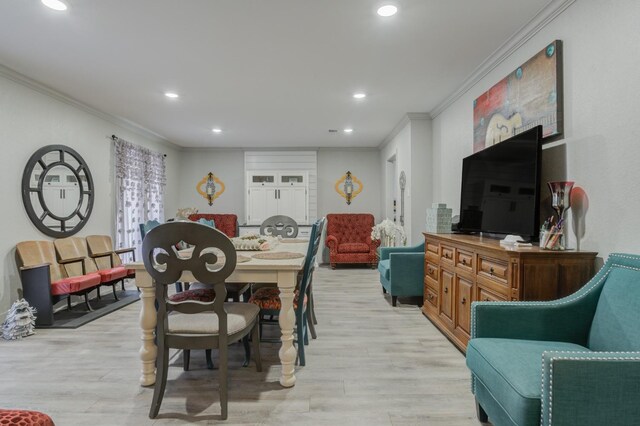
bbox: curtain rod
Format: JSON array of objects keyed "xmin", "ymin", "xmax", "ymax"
[{"xmin": 110, "ymin": 134, "xmax": 167, "ymax": 157}]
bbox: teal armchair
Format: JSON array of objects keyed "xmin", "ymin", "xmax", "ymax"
[
  {"xmin": 377, "ymin": 241, "xmax": 424, "ymax": 306},
  {"xmin": 466, "ymin": 253, "xmax": 640, "ymax": 426}
]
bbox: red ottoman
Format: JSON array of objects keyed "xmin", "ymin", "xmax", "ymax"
[{"xmin": 0, "ymin": 410, "xmax": 54, "ymax": 426}]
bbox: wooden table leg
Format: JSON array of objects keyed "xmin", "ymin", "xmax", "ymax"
[
  {"xmin": 136, "ymin": 273, "xmax": 157, "ymax": 386},
  {"xmin": 277, "ymin": 270, "xmax": 297, "ymax": 387}
]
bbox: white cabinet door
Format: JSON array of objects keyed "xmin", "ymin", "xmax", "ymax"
[
  {"xmin": 278, "ymin": 187, "xmax": 307, "ymax": 223},
  {"xmin": 248, "ymin": 187, "xmax": 279, "ymax": 224}
]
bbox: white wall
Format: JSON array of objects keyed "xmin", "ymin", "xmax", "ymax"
[
  {"xmin": 0, "ymin": 73, "xmax": 181, "ymax": 314},
  {"xmin": 431, "ymin": 0, "xmax": 640, "ymax": 259},
  {"xmin": 380, "ymin": 116, "xmax": 433, "ymax": 245},
  {"xmin": 317, "ymin": 149, "xmax": 382, "ymax": 220},
  {"xmin": 176, "ymin": 149, "xmax": 245, "ymax": 219}
]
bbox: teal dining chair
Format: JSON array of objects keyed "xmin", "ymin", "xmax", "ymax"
[{"xmin": 249, "ymin": 218, "xmax": 323, "ymax": 366}]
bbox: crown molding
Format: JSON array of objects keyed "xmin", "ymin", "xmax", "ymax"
[
  {"xmin": 378, "ymin": 112, "xmax": 431, "ymax": 149},
  {"xmin": 429, "ymin": 0, "xmax": 576, "ymax": 119},
  {"xmin": 0, "ymin": 63, "xmax": 182, "ymax": 151}
]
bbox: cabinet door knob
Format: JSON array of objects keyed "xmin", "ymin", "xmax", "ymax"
[
  {"xmin": 489, "ymin": 267, "xmax": 495, "ymax": 275},
  {"xmin": 461, "ymin": 298, "xmax": 466, "ymax": 305},
  {"xmin": 444, "ymin": 287, "xmax": 448, "ymax": 294}
]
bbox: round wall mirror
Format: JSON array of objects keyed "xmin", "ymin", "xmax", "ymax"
[{"xmin": 22, "ymin": 145, "xmax": 94, "ymax": 238}]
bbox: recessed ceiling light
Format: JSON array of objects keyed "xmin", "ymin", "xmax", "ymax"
[
  {"xmin": 212, "ymin": 128, "xmax": 222, "ymax": 133},
  {"xmin": 353, "ymin": 93, "xmax": 367, "ymax": 99},
  {"xmin": 377, "ymin": 4, "xmax": 397, "ymax": 17},
  {"xmin": 344, "ymin": 128, "xmax": 354, "ymax": 133},
  {"xmin": 164, "ymin": 92, "xmax": 179, "ymax": 99},
  {"xmin": 41, "ymin": 0, "xmax": 68, "ymax": 11}
]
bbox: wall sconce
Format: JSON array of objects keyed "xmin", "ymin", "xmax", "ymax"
[
  {"xmin": 196, "ymin": 172, "xmax": 225, "ymax": 205},
  {"xmin": 335, "ymin": 170, "xmax": 363, "ymax": 205}
]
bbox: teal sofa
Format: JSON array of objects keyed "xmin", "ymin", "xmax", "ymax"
[
  {"xmin": 466, "ymin": 253, "xmax": 640, "ymax": 426},
  {"xmin": 377, "ymin": 242, "xmax": 424, "ymax": 306}
]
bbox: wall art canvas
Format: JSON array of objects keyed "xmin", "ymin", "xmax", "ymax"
[{"xmin": 473, "ymin": 40, "xmax": 563, "ymax": 152}]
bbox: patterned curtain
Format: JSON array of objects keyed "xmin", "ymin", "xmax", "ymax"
[{"xmin": 114, "ymin": 138, "xmax": 166, "ymax": 257}]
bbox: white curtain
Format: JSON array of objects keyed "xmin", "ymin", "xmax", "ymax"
[{"xmin": 114, "ymin": 137, "xmax": 166, "ymax": 257}]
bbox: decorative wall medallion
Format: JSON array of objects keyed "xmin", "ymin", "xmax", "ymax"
[
  {"xmin": 399, "ymin": 171, "xmax": 406, "ymax": 226},
  {"xmin": 335, "ymin": 171, "xmax": 363, "ymax": 205},
  {"xmin": 196, "ymin": 172, "xmax": 225, "ymax": 205}
]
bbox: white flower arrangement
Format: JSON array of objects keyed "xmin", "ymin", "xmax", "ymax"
[
  {"xmin": 371, "ymin": 219, "xmax": 407, "ymax": 247},
  {"xmin": 175, "ymin": 207, "xmax": 198, "ymax": 220}
]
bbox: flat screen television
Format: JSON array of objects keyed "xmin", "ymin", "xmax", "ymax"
[{"xmin": 458, "ymin": 126, "xmax": 543, "ymax": 240}]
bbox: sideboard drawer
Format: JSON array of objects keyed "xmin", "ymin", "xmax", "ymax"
[
  {"xmin": 441, "ymin": 244, "xmax": 455, "ymax": 264},
  {"xmin": 478, "ymin": 256, "xmax": 509, "ymax": 285},
  {"xmin": 425, "ymin": 262, "xmax": 439, "ymax": 282},
  {"xmin": 478, "ymin": 286, "xmax": 508, "ymax": 303},
  {"xmin": 425, "ymin": 240, "xmax": 439, "ymax": 261},
  {"xmin": 424, "ymin": 286, "xmax": 438, "ymax": 310},
  {"xmin": 456, "ymin": 249, "xmax": 474, "ymax": 274}
]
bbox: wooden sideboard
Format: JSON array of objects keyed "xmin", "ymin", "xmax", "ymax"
[{"xmin": 422, "ymin": 232, "xmax": 597, "ymax": 352}]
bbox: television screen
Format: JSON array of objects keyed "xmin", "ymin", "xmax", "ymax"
[{"xmin": 459, "ymin": 126, "xmax": 542, "ymax": 240}]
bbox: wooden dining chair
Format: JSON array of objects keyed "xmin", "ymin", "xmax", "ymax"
[
  {"xmin": 141, "ymin": 221, "xmax": 261, "ymax": 420},
  {"xmin": 249, "ymin": 219, "xmax": 322, "ymax": 366},
  {"xmin": 260, "ymin": 215, "xmax": 299, "ymax": 238}
]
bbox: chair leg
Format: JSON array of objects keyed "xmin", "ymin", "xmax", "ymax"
[
  {"xmin": 309, "ymin": 285, "xmax": 318, "ymax": 325},
  {"xmin": 382, "ymin": 286, "xmax": 387, "ymax": 294},
  {"xmin": 112, "ymin": 285, "xmax": 119, "ymax": 301},
  {"xmin": 96, "ymin": 286, "xmax": 101, "ymax": 300},
  {"xmin": 252, "ymin": 322, "xmax": 262, "ymax": 372},
  {"xmin": 84, "ymin": 293, "xmax": 93, "ymax": 311},
  {"xmin": 175, "ymin": 282, "xmax": 183, "ymax": 293},
  {"xmin": 303, "ymin": 314, "xmax": 309, "ymax": 346},
  {"xmin": 476, "ymin": 398, "xmax": 489, "ymax": 422},
  {"xmin": 307, "ymin": 307, "xmax": 317, "ymax": 339},
  {"xmin": 67, "ymin": 296, "xmax": 72, "ymax": 311},
  {"xmin": 205, "ymin": 349, "xmax": 214, "ymax": 370},
  {"xmin": 242, "ymin": 288, "xmax": 251, "ymax": 303},
  {"xmin": 242, "ymin": 335, "xmax": 251, "ymax": 367},
  {"xmin": 121, "ymin": 280, "xmax": 126, "ymax": 291},
  {"xmin": 219, "ymin": 345, "xmax": 228, "ymax": 420},
  {"xmin": 331, "ymin": 263, "xmax": 336, "ymax": 270},
  {"xmin": 296, "ymin": 316, "xmax": 306, "ymax": 366},
  {"xmin": 149, "ymin": 346, "xmax": 169, "ymax": 419},
  {"xmin": 183, "ymin": 349, "xmax": 191, "ymax": 371},
  {"xmin": 392, "ymin": 295, "xmax": 398, "ymax": 307}
]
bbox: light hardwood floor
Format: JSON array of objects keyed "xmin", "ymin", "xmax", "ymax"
[{"xmin": 0, "ymin": 266, "xmax": 477, "ymax": 425}]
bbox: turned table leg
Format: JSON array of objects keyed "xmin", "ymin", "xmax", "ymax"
[
  {"xmin": 277, "ymin": 270, "xmax": 297, "ymax": 387},
  {"xmin": 136, "ymin": 273, "xmax": 157, "ymax": 386}
]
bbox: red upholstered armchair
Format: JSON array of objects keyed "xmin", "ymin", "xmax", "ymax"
[
  {"xmin": 325, "ymin": 213, "xmax": 379, "ymax": 269},
  {"xmin": 188, "ymin": 214, "xmax": 238, "ymax": 238}
]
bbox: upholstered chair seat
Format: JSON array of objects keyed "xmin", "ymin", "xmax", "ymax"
[
  {"xmin": 168, "ymin": 303, "xmax": 260, "ymax": 335},
  {"xmin": 248, "ymin": 287, "xmax": 307, "ymax": 311},
  {"xmin": 337, "ymin": 242, "xmax": 370, "ymax": 253},
  {"xmin": 0, "ymin": 409, "xmax": 54, "ymax": 426},
  {"xmin": 50, "ymin": 273, "xmax": 102, "ymax": 296}
]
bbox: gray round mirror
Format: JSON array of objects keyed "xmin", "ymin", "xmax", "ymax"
[{"xmin": 22, "ymin": 145, "xmax": 94, "ymax": 237}]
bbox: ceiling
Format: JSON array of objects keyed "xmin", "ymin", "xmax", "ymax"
[{"xmin": 0, "ymin": 0, "xmax": 552, "ymax": 148}]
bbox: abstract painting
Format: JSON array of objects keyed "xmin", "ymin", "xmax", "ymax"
[{"xmin": 473, "ymin": 40, "xmax": 563, "ymax": 152}]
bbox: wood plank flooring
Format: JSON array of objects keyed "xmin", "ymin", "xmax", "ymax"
[{"xmin": 0, "ymin": 266, "xmax": 477, "ymax": 425}]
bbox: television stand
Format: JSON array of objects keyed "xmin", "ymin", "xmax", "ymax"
[{"xmin": 422, "ymin": 232, "xmax": 597, "ymax": 352}]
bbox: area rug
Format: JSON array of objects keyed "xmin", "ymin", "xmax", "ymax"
[{"xmin": 40, "ymin": 290, "xmax": 140, "ymax": 329}]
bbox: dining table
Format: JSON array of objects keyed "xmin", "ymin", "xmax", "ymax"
[{"xmin": 126, "ymin": 239, "xmax": 308, "ymax": 388}]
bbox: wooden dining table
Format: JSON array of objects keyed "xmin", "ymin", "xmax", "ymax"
[{"xmin": 126, "ymin": 240, "xmax": 308, "ymax": 388}]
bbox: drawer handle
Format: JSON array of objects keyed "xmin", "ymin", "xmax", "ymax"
[
  {"xmin": 444, "ymin": 287, "xmax": 448, "ymax": 294},
  {"xmin": 489, "ymin": 267, "xmax": 495, "ymax": 275},
  {"xmin": 445, "ymin": 253, "xmax": 451, "ymax": 259},
  {"xmin": 428, "ymin": 267, "xmax": 434, "ymax": 274},
  {"xmin": 461, "ymin": 297, "xmax": 466, "ymax": 305},
  {"xmin": 462, "ymin": 259, "xmax": 467, "ymax": 265},
  {"xmin": 427, "ymin": 293, "xmax": 433, "ymax": 300},
  {"xmin": 484, "ymin": 298, "xmax": 490, "ymax": 302}
]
